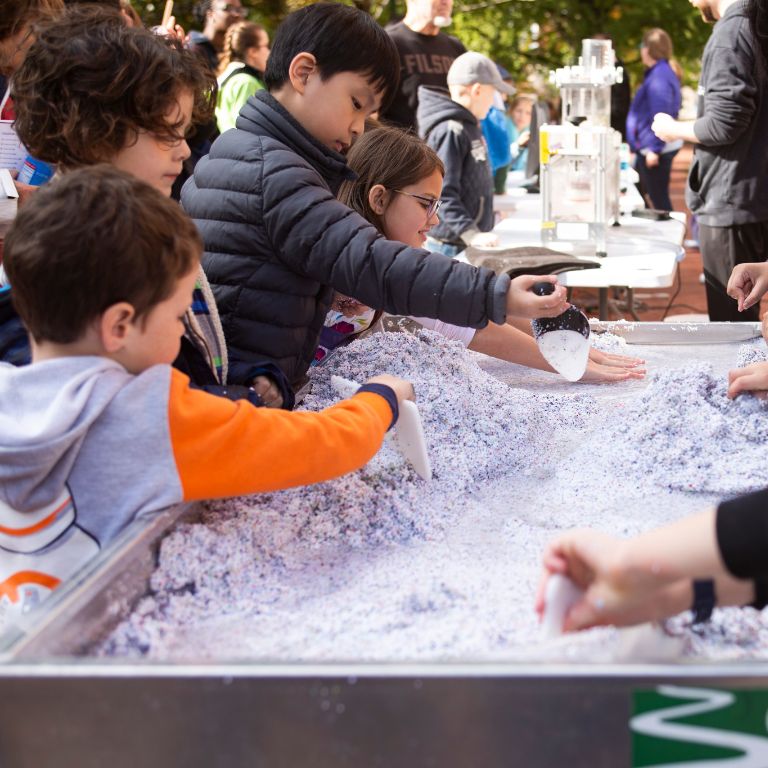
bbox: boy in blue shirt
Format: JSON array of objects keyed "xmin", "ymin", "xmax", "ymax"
[{"xmin": 182, "ymin": 2, "xmax": 568, "ymax": 400}]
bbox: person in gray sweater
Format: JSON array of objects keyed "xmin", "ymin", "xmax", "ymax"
[{"xmin": 652, "ymin": 0, "xmax": 768, "ymax": 321}]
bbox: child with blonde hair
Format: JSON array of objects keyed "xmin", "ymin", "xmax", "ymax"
[{"xmin": 216, "ymin": 20, "xmax": 269, "ymax": 133}]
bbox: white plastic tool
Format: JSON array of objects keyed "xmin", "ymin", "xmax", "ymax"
[
  {"xmin": 531, "ymin": 282, "xmax": 591, "ymax": 382},
  {"xmin": 330, "ymin": 375, "xmax": 432, "ymax": 481},
  {"xmin": 541, "ymin": 573, "xmax": 585, "ymax": 638}
]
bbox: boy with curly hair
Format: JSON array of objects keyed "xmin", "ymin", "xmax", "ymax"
[{"xmin": 7, "ymin": 5, "xmax": 290, "ymax": 406}]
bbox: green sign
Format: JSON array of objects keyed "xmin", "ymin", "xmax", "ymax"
[{"xmin": 632, "ymin": 686, "xmax": 768, "ymax": 767}]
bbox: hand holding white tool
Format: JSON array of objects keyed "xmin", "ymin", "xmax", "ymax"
[{"xmin": 331, "ymin": 375, "xmax": 432, "ymax": 481}]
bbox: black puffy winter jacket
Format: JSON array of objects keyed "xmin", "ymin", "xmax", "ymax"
[{"xmin": 182, "ymin": 90, "xmax": 510, "ymax": 391}]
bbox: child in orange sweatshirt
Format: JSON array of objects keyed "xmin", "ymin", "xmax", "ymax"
[{"xmin": 0, "ymin": 166, "xmax": 412, "ymax": 626}]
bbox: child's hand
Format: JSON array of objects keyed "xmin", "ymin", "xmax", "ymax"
[
  {"xmin": 727, "ymin": 361, "xmax": 768, "ymax": 400},
  {"xmin": 505, "ymin": 275, "xmax": 568, "ymax": 319},
  {"xmin": 364, "ymin": 374, "xmax": 414, "ymax": 408},
  {"xmin": 581, "ymin": 346, "xmax": 646, "ymax": 382},
  {"xmin": 12, "ymin": 179, "xmax": 36, "ymax": 209},
  {"xmin": 517, "ymin": 129, "xmax": 531, "ymax": 148},
  {"xmin": 580, "ymin": 358, "xmax": 646, "ymax": 383},
  {"xmin": 762, "ymin": 313, "xmax": 768, "ymax": 344},
  {"xmin": 587, "ymin": 347, "xmax": 646, "ymax": 371},
  {"xmin": 470, "ymin": 232, "xmax": 499, "ymax": 248},
  {"xmin": 331, "ymin": 293, "xmax": 370, "ymax": 317},
  {"xmin": 727, "ymin": 262, "xmax": 768, "ymax": 312},
  {"xmin": 251, "ymin": 375, "xmax": 284, "ymax": 408}
]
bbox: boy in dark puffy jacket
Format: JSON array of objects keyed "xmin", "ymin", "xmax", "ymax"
[
  {"xmin": 182, "ymin": 2, "xmax": 568, "ymax": 401},
  {"xmin": 418, "ymin": 51, "xmax": 515, "ymax": 256}
]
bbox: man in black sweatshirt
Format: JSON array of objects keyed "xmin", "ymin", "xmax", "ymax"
[
  {"xmin": 381, "ymin": 0, "xmax": 466, "ymax": 131},
  {"xmin": 652, "ymin": 0, "xmax": 768, "ymax": 321}
]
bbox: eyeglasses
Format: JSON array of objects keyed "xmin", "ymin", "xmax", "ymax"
[{"xmin": 392, "ymin": 189, "xmax": 441, "ymax": 219}]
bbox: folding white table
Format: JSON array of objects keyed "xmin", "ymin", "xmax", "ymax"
[{"xmin": 486, "ymin": 193, "xmax": 686, "ymax": 319}]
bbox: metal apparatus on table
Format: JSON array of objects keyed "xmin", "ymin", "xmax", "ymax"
[{"xmin": 540, "ymin": 38, "xmax": 623, "ymax": 257}]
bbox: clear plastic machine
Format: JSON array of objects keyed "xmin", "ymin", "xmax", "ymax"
[{"xmin": 540, "ymin": 39, "xmax": 623, "ymax": 257}]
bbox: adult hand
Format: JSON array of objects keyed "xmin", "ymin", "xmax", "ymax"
[
  {"xmin": 505, "ymin": 274, "xmax": 568, "ymax": 320},
  {"xmin": 251, "ymin": 375, "xmax": 284, "ymax": 408},
  {"xmin": 536, "ymin": 530, "xmax": 689, "ymax": 631},
  {"xmin": 470, "ymin": 231, "xmax": 499, "ymax": 248},
  {"xmin": 644, "ymin": 150, "xmax": 660, "ymax": 169},
  {"xmin": 727, "ymin": 362, "xmax": 768, "ymax": 400},
  {"xmin": 651, "ymin": 113, "xmax": 678, "ymax": 143},
  {"xmin": 726, "ymin": 262, "xmax": 768, "ymax": 312}
]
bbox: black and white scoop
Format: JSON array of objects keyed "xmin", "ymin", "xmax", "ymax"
[{"xmin": 531, "ymin": 282, "xmax": 591, "ymax": 382}]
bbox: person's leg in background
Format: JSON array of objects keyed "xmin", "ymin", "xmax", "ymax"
[
  {"xmin": 494, "ymin": 165, "xmax": 509, "ymax": 195},
  {"xmin": 700, "ymin": 221, "xmax": 768, "ymax": 321},
  {"xmin": 636, "ymin": 151, "xmax": 676, "ymax": 211}
]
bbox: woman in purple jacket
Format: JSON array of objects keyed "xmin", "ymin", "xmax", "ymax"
[{"xmin": 626, "ymin": 28, "xmax": 682, "ymax": 211}]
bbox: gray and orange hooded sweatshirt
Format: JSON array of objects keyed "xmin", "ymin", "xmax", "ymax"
[{"xmin": 0, "ymin": 357, "xmax": 396, "ymax": 627}]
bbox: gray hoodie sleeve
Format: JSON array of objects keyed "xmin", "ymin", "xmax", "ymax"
[{"xmin": 694, "ymin": 35, "xmax": 757, "ymax": 146}]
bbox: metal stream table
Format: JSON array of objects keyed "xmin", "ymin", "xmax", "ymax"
[{"xmin": 1, "ymin": 322, "xmax": 768, "ymax": 768}]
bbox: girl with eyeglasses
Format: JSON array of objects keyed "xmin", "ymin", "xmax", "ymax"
[
  {"xmin": 216, "ymin": 21, "xmax": 269, "ymax": 133},
  {"xmin": 314, "ymin": 125, "xmax": 645, "ymax": 383}
]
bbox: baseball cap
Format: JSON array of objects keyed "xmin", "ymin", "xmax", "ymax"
[{"xmin": 447, "ymin": 52, "xmax": 515, "ymax": 95}]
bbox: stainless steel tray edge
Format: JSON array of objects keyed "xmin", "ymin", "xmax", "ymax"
[
  {"xmin": 590, "ymin": 320, "xmax": 762, "ymax": 344},
  {"xmin": 2, "ymin": 502, "xmax": 201, "ymax": 661}
]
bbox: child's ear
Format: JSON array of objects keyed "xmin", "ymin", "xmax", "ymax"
[
  {"xmin": 288, "ymin": 52, "xmax": 318, "ymax": 94},
  {"xmin": 99, "ymin": 302, "xmax": 136, "ymax": 353},
  {"xmin": 368, "ymin": 184, "xmax": 389, "ymax": 215}
]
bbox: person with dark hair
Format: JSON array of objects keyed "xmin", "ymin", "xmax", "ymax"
[
  {"xmin": 626, "ymin": 27, "xmax": 682, "ymax": 211},
  {"xmin": 13, "ymin": 7, "xmax": 213, "ymax": 174},
  {"xmin": 7, "ymin": 7, "xmax": 291, "ymax": 408},
  {"xmin": 215, "ymin": 20, "xmax": 268, "ymax": 133},
  {"xmin": 182, "ymin": 2, "xmax": 570, "ymax": 403},
  {"xmin": 652, "ymin": 0, "xmax": 768, "ymax": 321},
  {"xmin": 119, "ymin": 0, "xmax": 142, "ymax": 27},
  {"xmin": 0, "ymin": 0, "xmax": 64, "ymax": 113},
  {"xmin": 380, "ymin": 0, "xmax": 466, "ymax": 131},
  {"xmin": 0, "ymin": 164, "xmax": 414, "ymax": 623},
  {"xmin": 189, "ymin": 0, "xmax": 245, "ymax": 71}
]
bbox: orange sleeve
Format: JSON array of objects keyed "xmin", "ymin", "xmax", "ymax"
[{"xmin": 168, "ymin": 370, "xmax": 393, "ymax": 501}]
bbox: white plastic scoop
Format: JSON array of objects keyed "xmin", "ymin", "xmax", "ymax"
[
  {"xmin": 531, "ymin": 282, "xmax": 591, "ymax": 382},
  {"xmin": 330, "ymin": 375, "xmax": 432, "ymax": 481},
  {"xmin": 541, "ymin": 573, "xmax": 585, "ymax": 638},
  {"xmin": 540, "ymin": 573, "xmax": 685, "ymax": 661}
]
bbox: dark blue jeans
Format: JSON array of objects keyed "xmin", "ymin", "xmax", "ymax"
[{"xmin": 635, "ymin": 150, "xmax": 677, "ymax": 211}]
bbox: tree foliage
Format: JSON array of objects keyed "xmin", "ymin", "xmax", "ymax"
[{"xmin": 128, "ymin": 0, "xmax": 710, "ymax": 88}]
